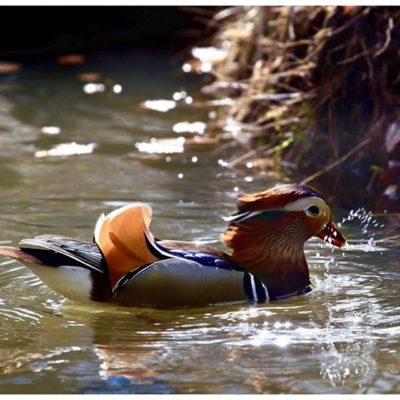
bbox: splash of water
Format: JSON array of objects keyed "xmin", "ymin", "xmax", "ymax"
[{"xmin": 339, "ymin": 207, "xmax": 386, "ymax": 252}]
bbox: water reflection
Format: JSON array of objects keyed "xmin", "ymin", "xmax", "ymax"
[
  {"xmin": 0, "ymin": 248, "xmax": 399, "ymax": 394},
  {"xmin": 34, "ymin": 142, "xmax": 96, "ymax": 158},
  {"xmin": 143, "ymin": 99, "xmax": 176, "ymax": 113}
]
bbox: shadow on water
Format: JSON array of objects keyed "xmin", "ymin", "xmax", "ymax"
[{"xmin": 0, "ymin": 48, "xmax": 399, "ymax": 394}]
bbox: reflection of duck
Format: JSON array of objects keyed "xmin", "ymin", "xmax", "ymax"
[{"xmin": 0, "ymin": 184, "xmax": 346, "ymax": 307}]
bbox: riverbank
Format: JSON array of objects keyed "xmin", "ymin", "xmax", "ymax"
[{"xmin": 186, "ymin": 6, "xmax": 400, "ymax": 213}]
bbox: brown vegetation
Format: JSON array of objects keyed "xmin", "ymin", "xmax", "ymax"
[{"xmin": 190, "ymin": 6, "xmax": 400, "ymax": 212}]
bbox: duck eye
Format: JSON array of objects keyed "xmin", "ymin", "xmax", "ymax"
[{"xmin": 307, "ymin": 205, "xmax": 320, "ymax": 216}]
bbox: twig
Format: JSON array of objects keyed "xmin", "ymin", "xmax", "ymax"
[
  {"xmin": 361, "ymin": 38, "xmax": 374, "ymax": 79},
  {"xmin": 373, "ymin": 17, "xmax": 394, "ymax": 58},
  {"xmin": 327, "ymin": 7, "xmax": 369, "ymax": 38},
  {"xmin": 302, "ymin": 137, "xmax": 372, "ymax": 184},
  {"xmin": 287, "ymin": 6, "xmax": 296, "ymax": 40},
  {"xmin": 337, "ymin": 48, "xmax": 372, "ymax": 66},
  {"xmin": 250, "ymin": 92, "xmax": 304, "ymax": 101}
]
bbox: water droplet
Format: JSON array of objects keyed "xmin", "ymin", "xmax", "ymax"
[
  {"xmin": 112, "ymin": 84, "xmax": 122, "ymax": 94},
  {"xmin": 172, "ymin": 91, "xmax": 187, "ymax": 101},
  {"xmin": 182, "ymin": 63, "xmax": 192, "ymax": 73},
  {"xmin": 173, "ymin": 92, "xmax": 181, "ymax": 101}
]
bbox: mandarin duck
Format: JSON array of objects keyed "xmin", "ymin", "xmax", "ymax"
[{"xmin": 0, "ymin": 184, "xmax": 346, "ymax": 307}]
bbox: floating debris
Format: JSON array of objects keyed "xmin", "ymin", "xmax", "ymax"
[
  {"xmin": 40, "ymin": 126, "xmax": 61, "ymax": 135},
  {"xmin": 34, "ymin": 142, "xmax": 96, "ymax": 158},
  {"xmin": 142, "ymin": 99, "xmax": 176, "ymax": 113}
]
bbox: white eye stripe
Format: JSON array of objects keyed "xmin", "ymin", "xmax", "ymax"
[{"xmin": 283, "ymin": 196, "xmax": 326, "ymax": 212}]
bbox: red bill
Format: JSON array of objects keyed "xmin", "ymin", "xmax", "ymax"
[{"xmin": 316, "ymin": 220, "xmax": 347, "ymax": 248}]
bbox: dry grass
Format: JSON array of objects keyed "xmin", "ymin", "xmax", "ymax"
[{"xmin": 190, "ymin": 6, "xmax": 400, "ymax": 211}]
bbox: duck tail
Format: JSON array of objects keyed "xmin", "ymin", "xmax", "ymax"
[{"xmin": 0, "ymin": 246, "xmax": 42, "ymax": 265}]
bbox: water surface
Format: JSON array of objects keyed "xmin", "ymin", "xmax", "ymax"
[{"xmin": 0, "ymin": 49, "xmax": 399, "ymax": 394}]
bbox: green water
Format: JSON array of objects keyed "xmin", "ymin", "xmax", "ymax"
[{"xmin": 0, "ymin": 49, "xmax": 399, "ymax": 394}]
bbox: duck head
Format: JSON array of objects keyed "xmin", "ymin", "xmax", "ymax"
[{"xmin": 221, "ymin": 183, "xmax": 346, "ymax": 298}]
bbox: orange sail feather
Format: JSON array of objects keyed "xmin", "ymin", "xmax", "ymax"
[{"xmin": 95, "ymin": 203, "xmax": 159, "ymax": 288}]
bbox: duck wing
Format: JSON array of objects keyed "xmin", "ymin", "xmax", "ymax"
[
  {"xmin": 148, "ymin": 239, "xmax": 243, "ymax": 271},
  {"xmin": 18, "ymin": 234, "xmax": 106, "ymax": 274}
]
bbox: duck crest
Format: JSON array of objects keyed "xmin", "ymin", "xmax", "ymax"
[{"xmin": 237, "ymin": 183, "xmax": 322, "ymax": 212}]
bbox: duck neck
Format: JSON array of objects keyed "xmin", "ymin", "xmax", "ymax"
[{"xmin": 222, "ymin": 217, "xmax": 311, "ymax": 299}]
